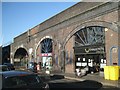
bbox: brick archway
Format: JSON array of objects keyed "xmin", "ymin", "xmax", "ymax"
[
  {"xmin": 35, "ymin": 36, "xmax": 54, "ymax": 59},
  {"xmin": 14, "ymin": 47, "xmax": 28, "ymax": 66},
  {"xmin": 63, "ymin": 21, "xmax": 118, "ymax": 48},
  {"xmin": 62, "ymin": 20, "xmax": 119, "ymax": 73}
]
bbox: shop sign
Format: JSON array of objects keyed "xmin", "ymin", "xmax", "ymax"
[
  {"xmin": 40, "ymin": 53, "xmax": 52, "ymax": 56},
  {"xmin": 74, "ymin": 45, "xmax": 105, "ymax": 54},
  {"xmin": 85, "ymin": 47, "xmax": 104, "ymax": 53}
]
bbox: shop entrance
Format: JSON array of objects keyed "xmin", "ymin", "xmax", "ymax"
[
  {"xmin": 73, "ymin": 26, "xmax": 106, "ymax": 74},
  {"xmin": 75, "ymin": 54, "xmax": 106, "ymax": 73},
  {"xmin": 42, "ymin": 56, "xmax": 52, "ymax": 70},
  {"xmin": 40, "ymin": 38, "xmax": 53, "ymax": 71}
]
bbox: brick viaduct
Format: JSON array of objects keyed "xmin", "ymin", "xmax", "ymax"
[{"xmin": 10, "ymin": 2, "xmax": 120, "ymax": 74}]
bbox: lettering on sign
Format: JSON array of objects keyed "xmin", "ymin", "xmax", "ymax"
[
  {"xmin": 85, "ymin": 47, "xmax": 104, "ymax": 53},
  {"xmin": 41, "ymin": 53, "xmax": 52, "ymax": 56}
]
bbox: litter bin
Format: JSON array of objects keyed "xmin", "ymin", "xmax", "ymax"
[
  {"xmin": 109, "ymin": 66, "xmax": 119, "ymax": 80},
  {"xmin": 104, "ymin": 66, "xmax": 110, "ymax": 80},
  {"xmin": 119, "ymin": 66, "xmax": 120, "ymax": 78}
]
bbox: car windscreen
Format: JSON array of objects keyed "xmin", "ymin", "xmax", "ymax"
[{"xmin": 3, "ymin": 74, "xmax": 43, "ymax": 88}]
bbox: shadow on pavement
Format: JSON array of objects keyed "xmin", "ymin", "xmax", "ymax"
[
  {"xmin": 40, "ymin": 74, "xmax": 120, "ymax": 90},
  {"xmin": 48, "ymin": 80, "xmax": 103, "ymax": 90},
  {"xmin": 50, "ymin": 74, "xmax": 65, "ymax": 80},
  {"xmin": 39, "ymin": 74, "xmax": 64, "ymax": 82}
]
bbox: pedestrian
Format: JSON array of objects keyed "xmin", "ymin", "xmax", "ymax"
[
  {"xmin": 37, "ymin": 63, "xmax": 40, "ymax": 71},
  {"xmin": 33, "ymin": 61, "xmax": 37, "ymax": 73}
]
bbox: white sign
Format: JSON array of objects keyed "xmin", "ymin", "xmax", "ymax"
[
  {"xmin": 78, "ymin": 58, "xmax": 80, "ymax": 61},
  {"xmin": 29, "ymin": 48, "xmax": 33, "ymax": 54},
  {"xmin": 83, "ymin": 58, "xmax": 85, "ymax": 61},
  {"xmin": 76, "ymin": 62, "xmax": 81, "ymax": 66}
]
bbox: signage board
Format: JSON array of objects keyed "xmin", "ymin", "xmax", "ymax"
[
  {"xmin": 40, "ymin": 53, "xmax": 52, "ymax": 56},
  {"xmin": 74, "ymin": 44, "xmax": 105, "ymax": 54}
]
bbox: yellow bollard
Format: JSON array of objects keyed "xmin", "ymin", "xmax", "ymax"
[{"xmin": 109, "ymin": 66, "xmax": 119, "ymax": 80}]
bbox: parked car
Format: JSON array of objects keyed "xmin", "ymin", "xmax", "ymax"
[
  {"xmin": 1, "ymin": 70, "xmax": 49, "ymax": 89},
  {"xmin": 3, "ymin": 63, "xmax": 15, "ymax": 70},
  {"xmin": 0, "ymin": 65, "xmax": 10, "ymax": 72}
]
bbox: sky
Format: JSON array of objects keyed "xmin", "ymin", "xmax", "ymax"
[{"xmin": 1, "ymin": 1, "xmax": 78, "ymax": 46}]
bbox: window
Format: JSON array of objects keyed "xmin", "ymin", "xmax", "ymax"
[
  {"xmin": 74, "ymin": 26, "xmax": 105, "ymax": 47},
  {"xmin": 41, "ymin": 38, "xmax": 52, "ymax": 53}
]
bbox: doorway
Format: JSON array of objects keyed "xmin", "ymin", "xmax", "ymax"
[{"xmin": 75, "ymin": 54, "xmax": 106, "ymax": 73}]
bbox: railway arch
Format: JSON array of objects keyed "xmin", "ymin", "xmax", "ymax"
[{"xmin": 10, "ymin": 2, "xmax": 119, "ymax": 74}]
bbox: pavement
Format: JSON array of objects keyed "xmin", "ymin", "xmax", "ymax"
[
  {"xmin": 64, "ymin": 72, "xmax": 120, "ymax": 88},
  {"xmin": 41, "ymin": 71, "xmax": 120, "ymax": 88},
  {"xmin": 31, "ymin": 69, "xmax": 120, "ymax": 88}
]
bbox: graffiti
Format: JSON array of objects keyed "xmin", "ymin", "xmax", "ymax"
[
  {"xmin": 65, "ymin": 51, "xmax": 73, "ymax": 64},
  {"xmin": 55, "ymin": 55, "xmax": 58, "ymax": 65}
]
